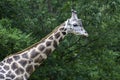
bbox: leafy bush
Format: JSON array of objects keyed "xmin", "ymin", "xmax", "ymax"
[
  {"xmin": 0, "ymin": 18, "xmax": 34, "ymax": 60},
  {"xmin": 0, "ymin": 0, "xmax": 120, "ymax": 80}
]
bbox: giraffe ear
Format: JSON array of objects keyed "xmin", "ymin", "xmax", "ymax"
[
  {"xmin": 71, "ymin": 9, "xmax": 78, "ymax": 19},
  {"xmin": 64, "ymin": 19, "xmax": 70, "ymax": 28}
]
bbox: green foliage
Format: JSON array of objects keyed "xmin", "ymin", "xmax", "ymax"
[
  {"xmin": 0, "ymin": 0, "xmax": 120, "ymax": 80},
  {"xmin": 0, "ymin": 18, "xmax": 34, "ymax": 60}
]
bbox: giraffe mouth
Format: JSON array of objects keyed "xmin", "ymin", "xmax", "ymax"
[
  {"xmin": 81, "ymin": 33, "xmax": 88, "ymax": 37},
  {"xmin": 74, "ymin": 31, "xmax": 88, "ymax": 37},
  {"xmin": 84, "ymin": 33, "xmax": 88, "ymax": 37}
]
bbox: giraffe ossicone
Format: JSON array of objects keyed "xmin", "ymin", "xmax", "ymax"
[{"xmin": 0, "ymin": 10, "xmax": 88, "ymax": 80}]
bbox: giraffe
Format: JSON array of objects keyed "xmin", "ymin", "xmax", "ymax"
[{"xmin": 0, "ymin": 9, "xmax": 88, "ymax": 80}]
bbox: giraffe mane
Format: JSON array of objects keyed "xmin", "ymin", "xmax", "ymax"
[{"xmin": 5, "ymin": 22, "xmax": 65, "ymax": 58}]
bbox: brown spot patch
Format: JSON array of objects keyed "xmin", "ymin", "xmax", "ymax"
[
  {"xmin": 34, "ymin": 55, "xmax": 43, "ymax": 63},
  {"xmin": 19, "ymin": 60, "xmax": 27, "ymax": 67},
  {"xmin": 7, "ymin": 58, "xmax": 13, "ymax": 64},
  {"xmin": 46, "ymin": 41, "xmax": 52, "ymax": 46},
  {"xmin": 28, "ymin": 59, "xmax": 33, "ymax": 64},
  {"xmin": 30, "ymin": 49, "xmax": 39, "ymax": 58},
  {"xmin": 44, "ymin": 48, "xmax": 52, "ymax": 55},
  {"xmin": 38, "ymin": 45, "xmax": 45, "ymax": 51},
  {"xmin": 22, "ymin": 53, "xmax": 29, "ymax": 59},
  {"xmin": 6, "ymin": 71, "xmax": 15, "ymax": 79},
  {"xmin": 60, "ymin": 28, "xmax": 64, "ymax": 30},
  {"xmin": 25, "ymin": 73, "xmax": 28, "ymax": 79},
  {"xmin": 3, "ymin": 65, "xmax": 9, "ymax": 70},
  {"xmin": 55, "ymin": 32, "xmax": 60, "ymax": 39},
  {"xmin": 11, "ymin": 62, "xmax": 18, "ymax": 70},
  {"xmin": 0, "ymin": 74, "xmax": 4, "ymax": 79},
  {"xmin": 59, "ymin": 37, "xmax": 62, "ymax": 42},
  {"xmin": 62, "ymin": 32, "xmax": 66, "ymax": 35},
  {"xmin": 0, "ymin": 70, "xmax": 5, "ymax": 73},
  {"xmin": 0, "ymin": 62, "xmax": 4, "ymax": 66},
  {"xmin": 26, "ymin": 65, "xmax": 34, "ymax": 74},
  {"xmin": 13, "ymin": 55, "xmax": 20, "ymax": 61},
  {"xmin": 53, "ymin": 40, "xmax": 58, "ymax": 48},
  {"xmin": 15, "ymin": 68, "xmax": 24, "ymax": 75},
  {"xmin": 49, "ymin": 36, "xmax": 53, "ymax": 40}
]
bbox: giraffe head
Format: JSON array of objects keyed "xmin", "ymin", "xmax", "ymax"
[{"xmin": 64, "ymin": 9, "xmax": 88, "ymax": 37}]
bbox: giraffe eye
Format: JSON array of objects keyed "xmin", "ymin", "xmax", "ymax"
[{"xmin": 73, "ymin": 24, "xmax": 78, "ymax": 27}]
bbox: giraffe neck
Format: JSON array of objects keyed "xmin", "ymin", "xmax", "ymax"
[
  {"xmin": 21, "ymin": 23, "xmax": 67, "ymax": 78},
  {"xmin": 0, "ymin": 23, "xmax": 67, "ymax": 80},
  {"xmin": 35, "ymin": 23, "xmax": 67, "ymax": 56}
]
